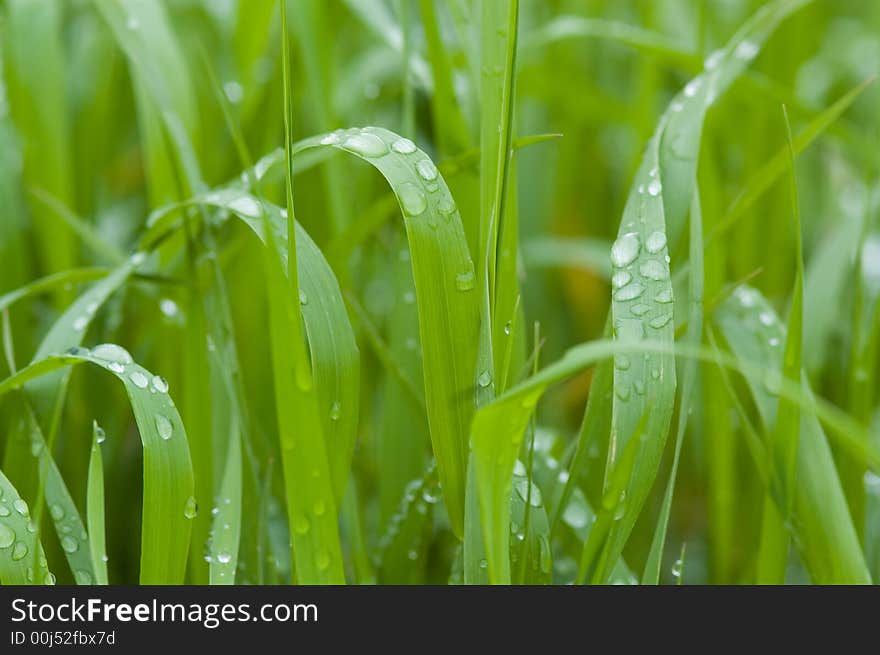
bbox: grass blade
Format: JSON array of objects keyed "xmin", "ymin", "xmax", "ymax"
[{"xmin": 87, "ymin": 421, "xmax": 109, "ymax": 585}]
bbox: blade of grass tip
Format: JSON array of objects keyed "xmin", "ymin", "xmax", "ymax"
[
  {"xmin": 418, "ymin": 0, "xmax": 473, "ymax": 154},
  {"xmin": 0, "ymin": 468, "xmax": 53, "ymax": 585},
  {"xmin": 602, "ymin": 0, "xmax": 810, "ymax": 579},
  {"xmin": 266, "ymin": 0, "xmax": 344, "ymax": 583},
  {"xmin": 87, "ymin": 421, "xmax": 108, "ymax": 585},
  {"xmin": 0, "ymin": 348, "xmax": 194, "ymax": 583},
  {"xmin": 467, "ymin": 0, "xmax": 519, "ymax": 585},
  {"xmin": 706, "ymin": 77, "xmax": 875, "ymax": 249},
  {"xmin": 756, "ymin": 106, "xmax": 805, "ymax": 584},
  {"xmin": 642, "ymin": 187, "xmax": 704, "ymax": 585},
  {"xmin": 209, "ymin": 414, "xmax": 242, "ymax": 585}
]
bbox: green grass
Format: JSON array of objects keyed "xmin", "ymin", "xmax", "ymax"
[{"xmin": 1, "ymin": 0, "xmax": 878, "ymax": 586}]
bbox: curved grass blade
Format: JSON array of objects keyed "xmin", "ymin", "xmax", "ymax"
[
  {"xmin": 0, "ymin": 347, "xmax": 195, "ymax": 584},
  {"xmin": 0, "ymin": 468, "xmax": 53, "ymax": 585},
  {"xmin": 715, "ymin": 289, "xmax": 871, "ymax": 583},
  {"xmin": 295, "ymin": 126, "xmax": 480, "ymax": 537},
  {"xmin": 87, "ymin": 421, "xmax": 108, "ymax": 585}
]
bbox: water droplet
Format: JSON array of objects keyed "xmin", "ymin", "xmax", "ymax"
[
  {"xmin": 61, "ymin": 536, "xmax": 78, "ymax": 553},
  {"xmin": 416, "ymin": 159, "xmax": 439, "ymax": 182},
  {"xmin": 763, "ymin": 370, "xmax": 782, "ymax": 395},
  {"xmin": 615, "ymin": 355, "xmax": 631, "ymax": 371},
  {"xmin": 73, "ymin": 316, "xmax": 88, "ymax": 331},
  {"xmin": 614, "ymin": 282, "xmax": 646, "ymax": 302},
  {"xmin": 129, "ymin": 371, "xmax": 149, "ymax": 388},
  {"xmin": 737, "ymin": 287, "xmax": 758, "ymax": 307},
  {"xmin": 313, "ymin": 500, "xmax": 326, "ymax": 516},
  {"xmin": 455, "ymin": 270, "xmax": 475, "ymax": 291},
  {"xmin": 671, "ymin": 100, "xmax": 683, "ymax": 112},
  {"xmin": 49, "ymin": 504, "xmax": 64, "ymax": 521},
  {"xmin": 477, "ymin": 370, "xmax": 492, "ymax": 388},
  {"xmin": 769, "ymin": 337, "xmax": 780, "ymax": 347},
  {"xmin": 513, "ymin": 460, "xmax": 527, "ymax": 476},
  {"xmin": 611, "ymin": 232, "xmax": 640, "ymax": 267},
  {"xmin": 155, "ymin": 415, "xmax": 173, "ymax": 441},
  {"xmin": 479, "ymin": 558, "xmax": 488, "ymax": 569},
  {"xmin": 503, "ymin": 321, "xmax": 512, "ymax": 335},
  {"xmin": 612, "ymin": 271, "xmax": 632, "ymax": 289},
  {"xmin": 437, "ymin": 197, "xmax": 456, "ymax": 219},
  {"xmin": 13, "ymin": 499, "xmax": 28, "ymax": 516},
  {"xmin": 671, "ymin": 558, "xmax": 683, "ymax": 579},
  {"xmin": 647, "ymin": 178, "xmax": 662, "ymax": 197},
  {"xmin": 223, "ymin": 80, "xmax": 243, "ymax": 104},
  {"xmin": 298, "ymin": 289, "xmax": 308, "ymax": 305},
  {"xmin": 538, "ymin": 535, "xmax": 552, "ymax": 573},
  {"xmin": 759, "ymin": 311, "xmax": 774, "ymax": 327},
  {"xmin": 704, "ymin": 49, "xmax": 724, "ymax": 70},
  {"xmin": 613, "ymin": 491, "xmax": 627, "ymax": 520},
  {"xmin": 184, "ymin": 496, "xmax": 198, "ymax": 519},
  {"xmin": 217, "ymin": 551, "xmax": 232, "ymax": 564},
  {"xmin": 633, "ymin": 380, "xmax": 646, "ymax": 395},
  {"xmin": 515, "ymin": 479, "xmax": 543, "ymax": 507},
  {"xmin": 403, "ymin": 291, "xmax": 415, "ymax": 304},
  {"xmin": 645, "ymin": 231, "xmax": 667, "ymax": 254},
  {"xmin": 398, "ymin": 182, "xmax": 427, "ymax": 216},
  {"xmin": 130, "ymin": 251, "xmax": 147, "ymax": 266},
  {"xmin": 151, "ymin": 375, "xmax": 169, "ymax": 393},
  {"xmin": 639, "ymin": 260, "xmax": 668, "ymax": 281},
  {"xmin": 654, "ymin": 289, "xmax": 673, "ymax": 304},
  {"xmin": 11, "ymin": 541, "xmax": 28, "ymax": 560},
  {"xmin": 0, "ymin": 524, "xmax": 14, "ymax": 548},
  {"xmin": 74, "ymin": 569, "xmax": 92, "ymax": 585},
  {"xmin": 109, "ymin": 362, "xmax": 125, "ymax": 373},
  {"xmin": 615, "ymin": 385, "xmax": 631, "ymax": 401},
  {"xmin": 631, "ymin": 303, "xmax": 651, "ymax": 317},
  {"xmin": 562, "ymin": 502, "xmax": 589, "ymax": 529},
  {"xmin": 391, "ymin": 137, "xmax": 417, "ymax": 154},
  {"xmin": 30, "ymin": 441, "xmax": 43, "ymax": 457},
  {"xmin": 342, "ymin": 131, "xmax": 388, "ymax": 157},
  {"xmin": 293, "ymin": 514, "xmax": 310, "ymax": 535},
  {"xmin": 316, "ymin": 550, "xmax": 331, "ymax": 570},
  {"xmin": 649, "ymin": 314, "xmax": 673, "ymax": 329},
  {"xmin": 227, "ymin": 195, "xmax": 261, "ymax": 217},
  {"xmin": 126, "ymin": 16, "xmax": 140, "ymax": 30},
  {"xmin": 330, "ymin": 401, "xmax": 341, "ymax": 421},
  {"xmin": 735, "ymin": 40, "xmax": 758, "ymax": 60},
  {"xmin": 684, "ymin": 77, "xmax": 702, "ymax": 98},
  {"xmin": 0, "ymin": 506, "xmax": 8, "ymax": 517}
]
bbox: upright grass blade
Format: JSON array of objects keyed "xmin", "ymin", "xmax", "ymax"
[
  {"xmin": 0, "ymin": 468, "xmax": 53, "ymax": 585},
  {"xmin": 715, "ymin": 289, "xmax": 871, "ymax": 583},
  {"xmin": 642, "ymin": 188, "xmax": 704, "ymax": 585},
  {"xmin": 756, "ymin": 106, "xmax": 806, "ymax": 583},
  {"xmin": 87, "ymin": 421, "xmax": 109, "ymax": 585},
  {"xmin": 209, "ymin": 416, "xmax": 242, "ymax": 585},
  {"xmin": 0, "ymin": 348, "xmax": 194, "ymax": 583},
  {"xmin": 603, "ymin": 0, "xmax": 810, "ymax": 580},
  {"xmin": 263, "ymin": 0, "xmax": 344, "ymax": 584}
]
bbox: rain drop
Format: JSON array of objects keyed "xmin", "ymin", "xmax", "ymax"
[
  {"xmin": 562, "ymin": 502, "xmax": 589, "ymax": 529},
  {"xmin": 704, "ymin": 49, "xmax": 724, "ymax": 70},
  {"xmin": 684, "ymin": 78, "xmax": 702, "ymax": 98},
  {"xmin": 615, "ymin": 355, "xmax": 631, "ymax": 371},
  {"xmin": 649, "ymin": 314, "xmax": 673, "ymax": 329},
  {"xmin": 316, "ymin": 550, "xmax": 331, "ymax": 570},
  {"xmin": 330, "ymin": 401, "xmax": 341, "ymax": 421},
  {"xmin": 611, "ymin": 232, "xmax": 640, "ymax": 268},
  {"xmin": 342, "ymin": 131, "xmax": 389, "ymax": 157},
  {"xmin": 645, "ymin": 231, "xmax": 667, "ymax": 253},
  {"xmin": 293, "ymin": 514, "xmax": 310, "ymax": 535},
  {"xmin": 639, "ymin": 260, "xmax": 668, "ymax": 281},
  {"xmin": 503, "ymin": 321, "xmax": 512, "ymax": 336},
  {"xmin": 455, "ymin": 270, "xmax": 475, "ymax": 292},
  {"xmin": 299, "ymin": 289, "xmax": 308, "ymax": 305},
  {"xmin": 155, "ymin": 415, "xmax": 173, "ymax": 441},
  {"xmin": 73, "ymin": 316, "xmax": 88, "ymax": 331},
  {"xmin": 0, "ymin": 524, "xmax": 13, "ymax": 548},
  {"xmin": 735, "ymin": 40, "xmax": 759, "ymax": 60},
  {"xmin": 391, "ymin": 137, "xmax": 417, "ymax": 154},
  {"xmin": 217, "ymin": 551, "xmax": 232, "ymax": 564},
  {"xmin": 630, "ymin": 303, "xmax": 651, "ymax": 317},
  {"xmin": 151, "ymin": 375, "xmax": 169, "ymax": 393},
  {"xmin": 612, "ymin": 270, "xmax": 632, "ymax": 289},
  {"xmin": 61, "ymin": 536, "xmax": 78, "ymax": 553},
  {"xmin": 647, "ymin": 178, "xmax": 662, "ymax": 197},
  {"xmin": 184, "ymin": 496, "xmax": 198, "ymax": 519},
  {"xmin": 416, "ymin": 159, "xmax": 439, "ymax": 182},
  {"xmin": 129, "ymin": 371, "xmax": 149, "ymax": 388},
  {"xmin": 398, "ymin": 182, "xmax": 427, "ymax": 216},
  {"xmin": 614, "ymin": 282, "xmax": 646, "ymax": 302},
  {"xmin": 228, "ymin": 195, "xmax": 261, "ymax": 217},
  {"xmin": 759, "ymin": 311, "xmax": 774, "ymax": 326},
  {"xmin": 477, "ymin": 370, "xmax": 492, "ymax": 388},
  {"xmin": 313, "ymin": 500, "xmax": 326, "ymax": 516},
  {"xmin": 654, "ymin": 289, "xmax": 673, "ymax": 304},
  {"xmin": 13, "ymin": 499, "xmax": 28, "ymax": 516},
  {"xmin": 11, "ymin": 541, "xmax": 28, "ymax": 560},
  {"xmin": 50, "ymin": 504, "xmax": 64, "ymax": 521}
]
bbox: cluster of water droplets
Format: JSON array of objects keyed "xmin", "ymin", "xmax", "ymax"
[
  {"xmin": 0, "ymin": 491, "xmax": 54, "ymax": 583},
  {"xmin": 610, "ymin": 225, "xmax": 672, "ymax": 328}
]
